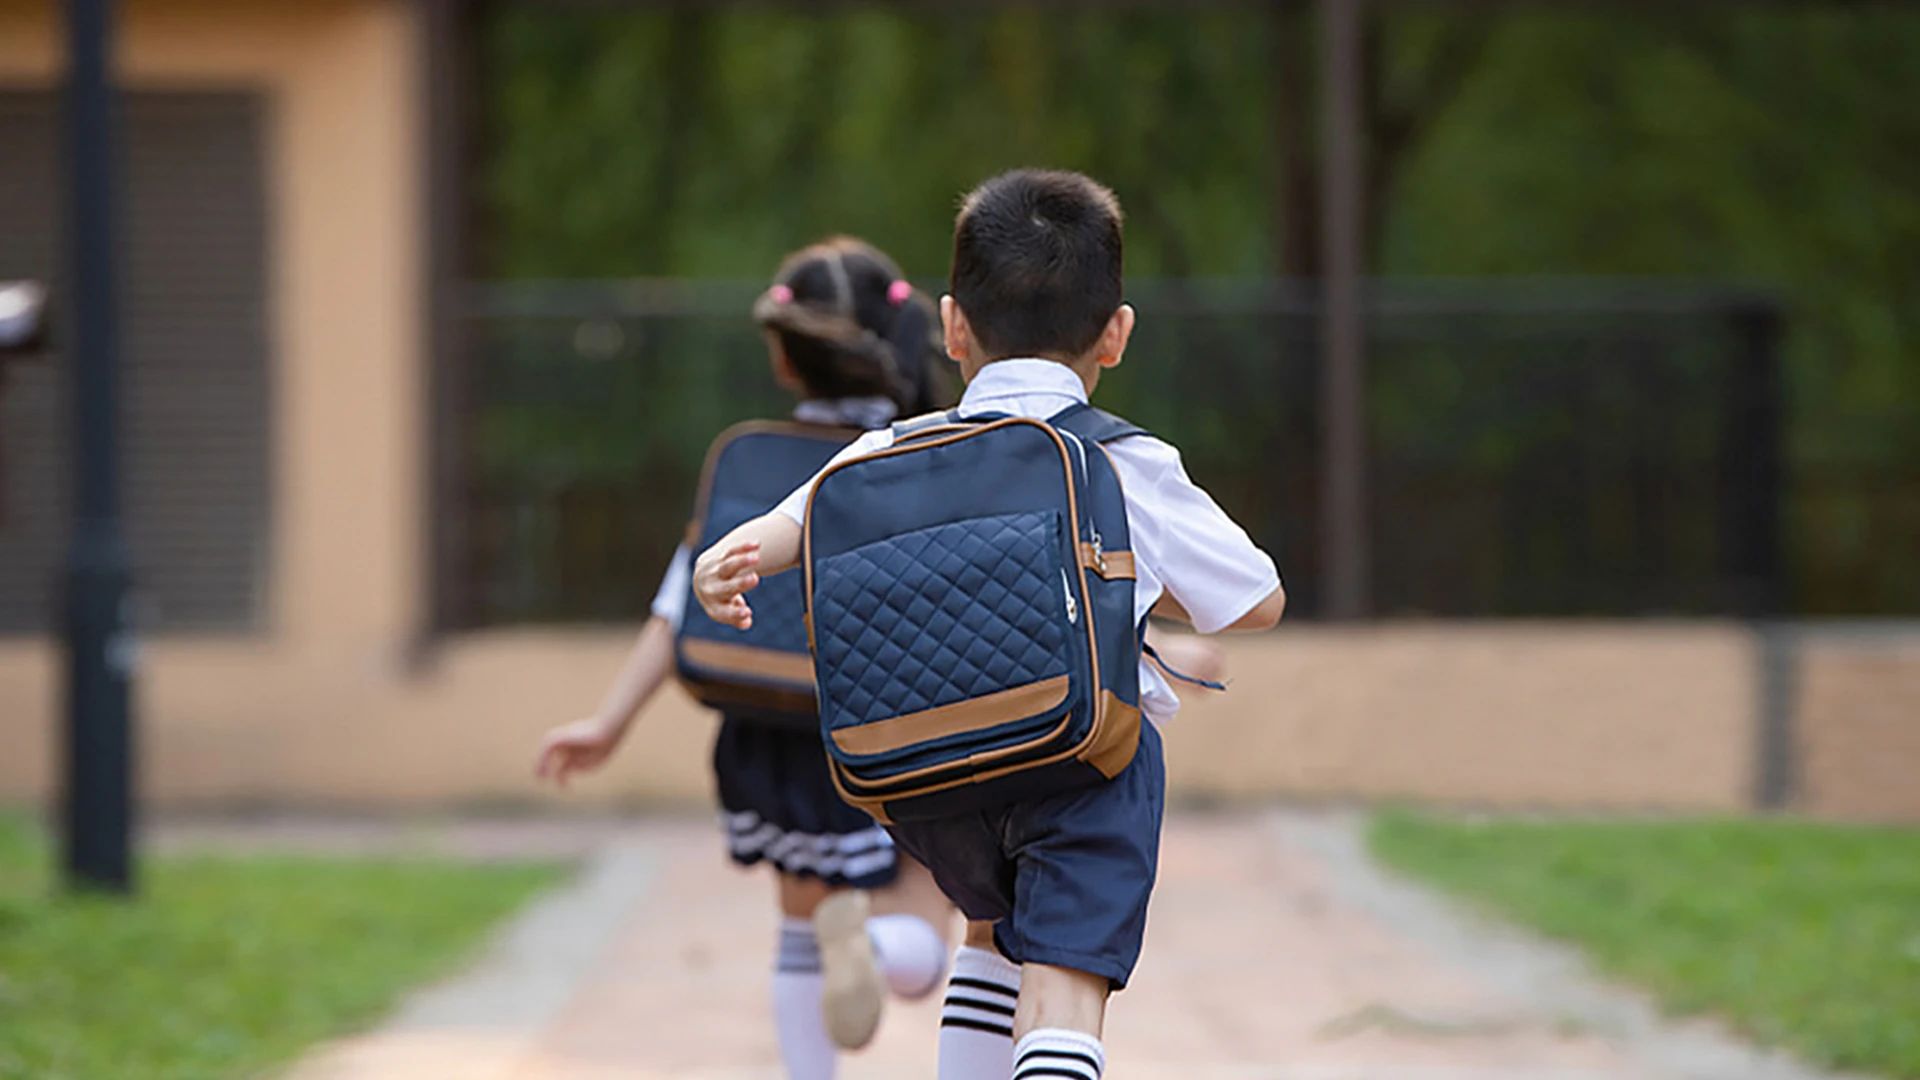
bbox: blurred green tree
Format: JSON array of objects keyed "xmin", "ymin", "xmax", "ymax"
[{"xmin": 477, "ymin": 4, "xmax": 1920, "ymax": 613}]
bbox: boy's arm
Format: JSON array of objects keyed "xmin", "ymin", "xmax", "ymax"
[
  {"xmin": 1151, "ymin": 583, "xmax": 1285, "ymax": 631},
  {"xmin": 691, "ymin": 513, "xmax": 802, "ymax": 629},
  {"xmin": 1227, "ymin": 584, "xmax": 1286, "ymax": 631},
  {"xmin": 694, "ymin": 427, "xmax": 891, "ymax": 629},
  {"xmin": 1141, "ymin": 622, "xmax": 1228, "ymax": 687},
  {"xmin": 1117, "ymin": 437, "xmax": 1285, "ymax": 634}
]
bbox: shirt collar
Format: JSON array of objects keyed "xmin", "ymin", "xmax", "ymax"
[
  {"xmin": 792, "ymin": 396, "xmax": 899, "ymax": 429},
  {"xmin": 959, "ymin": 358, "xmax": 1089, "ymax": 408}
]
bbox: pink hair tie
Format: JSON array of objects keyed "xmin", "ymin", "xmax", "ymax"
[
  {"xmin": 887, "ymin": 280, "xmax": 912, "ymax": 306},
  {"xmin": 769, "ymin": 284, "xmax": 794, "ymax": 304}
]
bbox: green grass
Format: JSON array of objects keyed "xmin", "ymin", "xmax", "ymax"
[
  {"xmin": 1370, "ymin": 811, "xmax": 1920, "ymax": 1077},
  {"xmin": 0, "ymin": 817, "xmax": 564, "ymax": 1080}
]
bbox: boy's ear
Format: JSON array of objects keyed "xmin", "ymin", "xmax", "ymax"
[
  {"xmin": 939, "ymin": 294, "xmax": 971, "ymax": 366},
  {"xmin": 1094, "ymin": 303, "xmax": 1136, "ymax": 370}
]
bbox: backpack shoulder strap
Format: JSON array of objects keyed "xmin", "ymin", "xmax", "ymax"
[{"xmin": 1046, "ymin": 402, "xmax": 1151, "ymax": 444}]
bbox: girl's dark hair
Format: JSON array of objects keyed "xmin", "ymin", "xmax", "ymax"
[{"xmin": 752, "ymin": 236, "xmax": 950, "ymax": 416}]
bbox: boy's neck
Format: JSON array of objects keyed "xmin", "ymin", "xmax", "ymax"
[{"xmin": 963, "ymin": 354, "xmax": 1101, "ymax": 397}]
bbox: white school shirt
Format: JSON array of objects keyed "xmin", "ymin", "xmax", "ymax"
[
  {"xmin": 649, "ymin": 397, "xmax": 901, "ymax": 630},
  {"xmin": 770, "ymin": 359, "xmax": 1281, "ymax": 725}
]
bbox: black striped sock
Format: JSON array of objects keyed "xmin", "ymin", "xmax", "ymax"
[
  {"xmin": 1012, "ymin": 1028, "xmax": 1104, "ymax": 1079},
  {"xmin": 776, "ymin": 917, "xmax": 820, "ymax": 974},
  {"xmin": 938, "ymin": 945, "xmax": 1021, "ymax": 1077},
  {"xmin": 940, "ymin": 950, "xmax": 1019, "ymax": 1039}
]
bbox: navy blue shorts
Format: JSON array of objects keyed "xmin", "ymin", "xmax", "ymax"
[{"xmin": 884, "ymin": 722, "xmax": 1165, "ymax": 989}]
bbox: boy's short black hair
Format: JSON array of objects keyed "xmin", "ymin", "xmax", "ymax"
[{"xmin": 950, "ymin": 169, "xmax": 1123, "ymax": 361}]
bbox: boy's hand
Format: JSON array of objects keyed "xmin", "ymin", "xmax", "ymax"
[
  {"xmin": 693, "ymin": 539, "xmax": 762, "ymax": 629},
  {"xmin": 1147, "ymin": 629, "xmax": 1228, "ymax": 689},
  {"xmin": 534, "ymin": 716, "xmax": 626, "ymax": 788}
]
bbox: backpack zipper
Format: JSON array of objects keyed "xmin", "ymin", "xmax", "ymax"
[{"xmin": 1061, "ymin": 568, "xmax": 1078, "ymax": 624}]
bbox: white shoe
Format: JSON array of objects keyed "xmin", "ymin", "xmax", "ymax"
[{"xmin": 814, "ymin": 890, "xmax": 885, "ymax": 1049}]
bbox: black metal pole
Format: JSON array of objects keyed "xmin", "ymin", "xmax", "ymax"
[
  {"xmin": 1318, "ymin": 0, "xmax": 1369, "ymax": 618},
  {"xmin": 62, "ymin": 0, "xmax": 136, "ymax": 894}
]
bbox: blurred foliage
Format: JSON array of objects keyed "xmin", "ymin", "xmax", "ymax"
[
  {"xmin": 1371, "ymin": 811, "xmax": 1920, "ymax": 1077},
  {"xmin": 480, "ymin": 6, "xmax": 1280, "ymax": 280},
  {"xmin": 476, "ymin": 3, "xmax": 1920, "ymax": 614},
  {"xmin": 0, "ymin": 817, "xmax": 562, "ymax": 1078}
]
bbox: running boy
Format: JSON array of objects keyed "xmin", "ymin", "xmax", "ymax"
[{"xmin": 691, "ymin": 170, "xmax": 1284, "ymax": 1079}]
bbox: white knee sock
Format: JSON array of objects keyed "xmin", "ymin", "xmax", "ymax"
[
  {"xmin": 1012, "ymin": 1028, "xmax": 1105, "ymax": 1079},
  {"xmin": 772, "ymin": 917, "xmax": 837, "ymax": 1080},
  {"xmin": 938, "ymin": 945, "xmax": 1021, "ymax": 1079},
  {"xmin": 866, "ymin": 912, "xmax": 948, "ymax": 999}
]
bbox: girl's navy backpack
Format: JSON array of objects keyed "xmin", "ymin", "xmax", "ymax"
[
  {"xmin": 677, "ymin": 421, "xmax": 860, "ymax": 725},
  {"xmin": 801, "ymin": 404, "xmax": 1148, "ymax": 822}
]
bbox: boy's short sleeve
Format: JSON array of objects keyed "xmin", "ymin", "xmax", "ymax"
[
  {"xmin": 1108, "ymin": 437, "xmax": 1280, "ymax": 635},
  {"xmin": 771, "ymin": 428, "xmax": 893, "ymax": 527},
  {"xmin": 650, "ymin": 544, "xmax": 692, "ymax": 630}
]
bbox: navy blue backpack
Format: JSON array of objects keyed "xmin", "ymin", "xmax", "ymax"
[
  {"xmin": 801, "ymin": 404, "xmax": 1149, "ymax": 822},
  {"xmin": 677, "ymin": 421, "xmax": 861, "ymax": 725}
]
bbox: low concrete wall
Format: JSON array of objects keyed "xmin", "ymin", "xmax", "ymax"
[
  {"xmin": 1162, "ymin": 624, "xmax": 1756, "ymax": 812},
  {"xmin": 1793, "ymin": 625, "xmax": 1920, "ymax": 821},
  {"xmin": 0, "ymin": 621, "xmax": 1776, "ymax": 814},
  {"xmin": 4, "ymin": 621, "xmax": 1915, "ymax": 817}
]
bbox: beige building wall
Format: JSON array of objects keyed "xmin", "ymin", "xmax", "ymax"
[
  {"xmin": 0, "ymin": 0, "xmax": 431, "ymax": 795},
  {"xmin": 1, "ymin": 0, "xmax": 1914, "ymax": 820}
]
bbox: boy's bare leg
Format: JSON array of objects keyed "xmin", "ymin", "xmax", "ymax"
[
  {"xmin": 963, "ymin": 918, "xmax": 997, "ymax": 950},
  {"xmin": 1013, "ymin": 963, "xmax": 1107, "ymax": 1038},
  {"xmin": 1011, "ymin": 964, "xmax": 1109, "ymax": 1078},
  {"xmin": 937, "ymin": 920, "xmax": 1022, "ymax": 1079}
]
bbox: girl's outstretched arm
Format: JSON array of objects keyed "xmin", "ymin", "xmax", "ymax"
[{"xmin": 535, "ymin": 614, "xmax": 677, "ymax": 786}]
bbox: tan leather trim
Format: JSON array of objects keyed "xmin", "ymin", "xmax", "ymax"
[
  {"xmin": 832, "ymin": 690, "xmax": 1079, "ymax": 789},
  {"xmin": 828, "ymin": 676, "xmax": 1071, "ymax": 757},
  {"xmin": 679, "ymin": 639, "xmax": 816, "ymax": 685},
  {"xmin": 679, "ymin": 674, "xmax": 818, "ymax": 718},
  {"xmin": 684, "ymin": 519, "xmax": 701, "ymax": 547},
  {"xmin": 1083, "ymin": 692, "xmax": 1142, "ymax": 778},
  {"xmin": 830, "ymin": 690, "xmax": 1145, "ymax": 815},
  {"xmin": 1080, "ymin": 545, "xmax": 1134, "ymax": 580}
]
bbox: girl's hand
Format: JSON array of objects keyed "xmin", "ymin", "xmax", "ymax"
[
  {"xmin": 535, "ymin": 717, "xmax": 627, "ymax": 788},
  {"xmin": 693, "ymin": 539, "xmax": 762, "ymax": 629}
]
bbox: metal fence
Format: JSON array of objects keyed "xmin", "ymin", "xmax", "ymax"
[{"xmin": 452, "ymin": 278, "xmax": 1815, "ymax": 627}]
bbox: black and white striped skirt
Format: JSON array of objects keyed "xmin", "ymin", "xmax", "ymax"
[{"xmin": 712, "ymin": 716, "xmax": 898, "ymax": 889}]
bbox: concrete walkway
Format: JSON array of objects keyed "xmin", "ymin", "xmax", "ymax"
[{"xmin": 283, "ymin": 811, "xmax": 1864, "ymax": 1080}]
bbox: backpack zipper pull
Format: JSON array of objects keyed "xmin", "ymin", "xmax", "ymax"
[
  {"xmin": 1060, "ymin": 568, "xmax": 1078, "ymax": 624},
  {"xmin": 1090, "ymin": 528, "xmax": 1106, "ymax": 573}
]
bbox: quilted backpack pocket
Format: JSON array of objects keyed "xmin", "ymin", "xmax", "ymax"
[{"xmin": 812, "ymin": 508, "xmax": 1084, "ymax": 781}]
